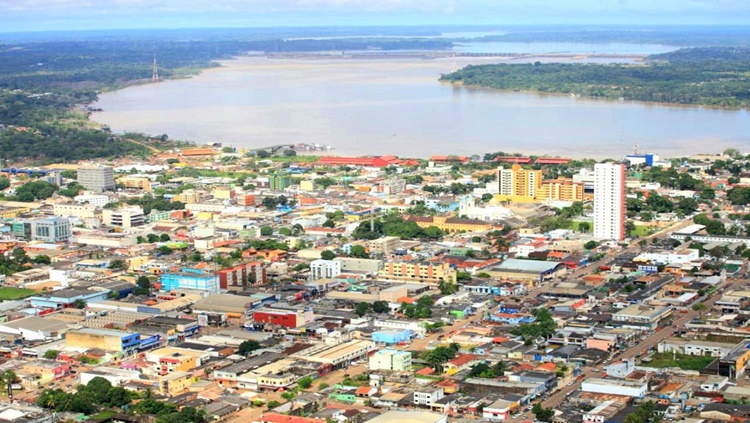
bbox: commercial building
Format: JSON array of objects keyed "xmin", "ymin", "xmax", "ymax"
[
  {"xmin": 160, "ymin": 268, "xmax": 220, "ymax": 292},
  {"xmin": 405, "ymin": 215, "xmax": 492, "ymax": 233},
  {"xmin": 102, "ymin": 207, "xmax": 145, "ymax": 228},
  {"xmin": 593, "ymin": 162, "xmax": 625, "ymax": 241},
  {"xmin": 497, "ymin": 164, "xmax": 542, "ymax": 203},
  {"xmin": 612, "ymin": 305, "xmax": 672, "ymax": 329},
  {"xmin": 30, "ymin": 217, "xmax": 72, "ymax": 243},
  {"xmin": 310, "ymin": 259, "xmax": 342, "ymax": 280},
  {"xmin": 77, "ymin": 165, "xmax": 115, "ymax": 192},
  {"xmin": 117, "ymin": 175, "xmax": 152, "ymax": 191},
  {"xmin": 380, "ymin": 261, "xmax": 457, "ymax": 285},
  {"xmin": 74, "ymin": 194, "xmax": 112, "ymax": 208},
  {"xmin": 365, "ymin": 411, "xmax": 447, "ymax": 423},
  {"xmin": 369, "ymin": 349, "xmax": 412, "ymax": 371},
  {"xmin": 366, "ymin": 236, "xmax": 401, "ymax": 255},
  {"xmin": 252, "ymin": 308, "xmax": 313, "ymax": 329},
  {"xmin": 290, "ymin": 340, "xmax": 375, "ymax": 369},
  {"xmin": 581, "ymin": 378, "xmax": 647, "ymax": 398},
  {"xmin": 65, "ymin": 328, "xmax": 141, "ymax": 354}
]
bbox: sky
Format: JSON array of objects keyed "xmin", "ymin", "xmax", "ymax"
[{"xmin": 1, "ymin": 0, "xmax": 750, "ymax": 33}]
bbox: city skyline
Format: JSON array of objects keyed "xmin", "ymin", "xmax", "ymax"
[{"xmin": 2, "ymin": 0, "xmax": 750, "ymax": 33}]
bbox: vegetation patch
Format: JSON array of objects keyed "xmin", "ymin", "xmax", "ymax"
[
  {"xmin": 642, "ymin": 352, "xmax": 715, "ymax": 371},
  {"xmin": 0, "ymin": 287, "xmax": 37, "ymax": 300}
]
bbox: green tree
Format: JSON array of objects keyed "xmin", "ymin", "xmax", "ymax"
[
  {"xmin": 238, "ymin": 340, "xmax": 262, "ymax": 356},
  {"xmin": 72, "ymin": 299, "xmax": 87, "ymax": 309},
  {"xmin": 355, "ymin": 302, "xmax": 369, "ymax": 317},
  {"xmin": 33, "ymin": 255, "xmax": 51, "ymax": 264},
  {"xmin": 157, "ymin": 246, "xmax": 173, "ymax": 255},
  {"xmin": 159, "ymin": 233, "xmax": 171, "ymax": 242},
  {"xmin": 108, "ymin": 259, "xmax": 127, "ymax": 270},
  {"xmin": 278, "ymin": 227, "xmax": 292, "ymax": 236},
  {"xmin": 532, "ymin": 403, "xmax": 555, "ymax": 422},
  {"xmin": 320, "ymin": 250, "xmax": 336, "ymax": 260},
  {"xmin": 43, "ymin": 349, "xmax": 59, "ymax": 359},
  {"xmin": 0, "ymin": 177, "xmax": 10, "ymax": 190},
  {"xmin": 260, "ymin": 225, "xmax": 273, "ymax": 236},
  {"xmin": 584, "ymin": 240, "xmax": 597, "ymax": 250},
  {"xmin": 692, "ymin": 302, "xmax": 708, "ymax": 312},
  {"xmin": 578, "ymin": 222, "xmax": 591, "ymax": 233},
  {"xmin": 298, "ymin": 376, "xmax": 313, "ymax": 389},
  {"xmin": 147, "ymin": 233, "xmax": 160, "ymax": 243},
  {"xmin": 372, "ymin": 301, "xmax": 390, "ymax": 314},
  {"xmin": 349, "ymin": 245, "xmax": 369, "ymax": 258}
]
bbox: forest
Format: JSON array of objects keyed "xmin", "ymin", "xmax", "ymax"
[{"xmin": 440, "ymin": 47, "xmax": 750, "ymax": 108}]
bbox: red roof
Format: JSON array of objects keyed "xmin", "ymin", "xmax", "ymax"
[
  {"xmin": 416, "ymin": 367, "xmax": 435, "ymax": 375},
  {"xmin": 536, "ymin": 157, "xmax": 572, "ymax": 165},
  {"xmin": 494, "ymin": 156, "xmax": 533, "ymax": 164},
  {"xmin": 447, "ymin": 354, "xmax": 478, "ymax": 367},
  {"xmin": 318, "ymin": 156, "xmax": 390, "ymax": 167},
  {"xmin": 260, "ymin": 413, "xmax": 320, "ymax": 423}
]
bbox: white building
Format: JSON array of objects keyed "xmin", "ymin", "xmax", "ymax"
[
  {"xmin": 635, "ymin": 249, "xmax": 700, "ymax": 265},
  {"xmin": 310, "ymin": 259, "xmax": 342, "ymax": 280},
  {"xmin": 369, "ymin": 349, "xmax": 412, "ymax": 371},
  {"xmin": 102, "ymin": 207, "xmax": 145, "ymax": 228},
  {"xmin": 581, "ymin": 378, "xmax": 647, "ymax": 398},
  {"xmin": 413, "ymin": 386, "xmax": 444, "ymax": 406},
  {"xmin": 458, "ymin": 196, "xmax": 513, "ymax": 222},
  {"xmin": 74, "ymin": 194, "xmax": 112, "ymax": 208},
  {"xmin": 593, "ymin": 163, "xmax": 625, "ymax": 241}
]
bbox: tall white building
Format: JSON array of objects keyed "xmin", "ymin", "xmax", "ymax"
[
  {"xmin": 310, "ymin": 259, "xmax": 342, "ymax": 280},
  {"xmin": 593, "ymin": 163, "xmax": 625, "ymax": 241},
  {"xmin": 77, "ymin": 165, "xmax": 115, "ymax": 193}
]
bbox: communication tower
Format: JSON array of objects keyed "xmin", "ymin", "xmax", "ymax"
[{"xmin": 151, "ymin": 55, "xmax": 159, "ymax": 82}]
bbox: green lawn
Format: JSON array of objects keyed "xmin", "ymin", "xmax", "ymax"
[
  {"xmin": 642, "ymin": 352, "xmax": 715, "ymax": 371},
  {"xmin": 632, "ymin": 224, "xmax": 654, "ymax": 237},
  {"xmin": 0, "ymin": 287, "xmax": 37, "ymax": 300}
]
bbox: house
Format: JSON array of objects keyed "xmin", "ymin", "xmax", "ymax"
[{"xmin": 443, "ymin": 354, "xmax": 480, "ymax": 375}]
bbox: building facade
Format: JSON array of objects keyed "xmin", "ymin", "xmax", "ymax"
[
  {"xmin": 593, "ymin": 162, "xmax": 626, "ymax": 241},
  {"xmin": 497, "ymin": 164, "xmax": 542, "ymax": 203},
  {"xmin": 31, "ymin": 217, "xmax": 72, "ymax": 243},
  {"xmin": 77, "ymin": 166, "xmax": 115, "ymax": 192},
  {"xmin": 102, "ymin": 207, "xmax": 145, "ymax": 228},
  {"xmin": 310, "ymin": 259, "xmax": 342, "ymax": 280},
  {"xmin": 160, "ymin": 268, "xmax": 220, "ymax": 292}
]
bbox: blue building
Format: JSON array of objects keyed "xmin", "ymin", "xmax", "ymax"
[
  {"xmin": 372, "ymin": 329, "xmax": 411, "ymax": 344},
  {"xmin": 424, "ymin": 197, "xmax": 459, "ymax": 213},
  {"xmin": 29, "ymin": 288, "xmax": 110, "ymax": 309},
  {"xmin": 160, "ymin": 268, "xmax": 219, "ymax": 292}
]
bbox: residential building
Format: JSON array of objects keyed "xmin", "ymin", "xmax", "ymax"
[
  {"xmin": 269, "ymin": 172, "xmax": 291, "ymax": 191},
  {"xmin": 30, "ymin": 217, "xmax": 72, "ymax": 243},
  {"xmin": 369, "ymin": 349, "xmax": 412, "ymax": 371},
  {"xmin": 310, "ymin": 259, "xmax": 342, "ymax": 280},
  {"xmin": 102, "ymin": 207, "xmax": 145, "ymax": 228},
  {"xmin": 74, "ymin": 194, "xmax": 111, "ymax": 207},
  {"xmin": 118, "ymin": 175, "xmax": 152, "ymax": 192},
  {"xmin": 77, "ymin": 165, "xmax": 115, "ymax": 192},
  {"xmin": 366, "ymin": 236, "xmax": 401, "ymax": 255},
  {"xmin": 497, "ymin": 164, "xmax": 542, "ymax": 203},
  {"xmin": 217, "ymin": 262, "xmax": 266, "ymax": 290},
  {"xmin": 612, "ymin": 305, "xmax": 672, "ymax": 329},
  {"xmin": 380, "ymin": 261, "xmax": 457, "ymax": 285},
  {"xmin": 53, "ymin": 203, "xmax": 97, "ymax": 219},
  {"xmin": 537, "ymin": 177, "xmax": 585, "ymax": 202},
  {"xmin": 593, "ymin": 162, "xmax": 625, "ymax": 241},
  {"xmin": 413, "ymin": 386, "xmax": 445, "ymax": 406}
]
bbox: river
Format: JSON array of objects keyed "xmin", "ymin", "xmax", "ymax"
[{"xmin": 93, "ymin": 47, "xmax": 750, "ymax": 159}]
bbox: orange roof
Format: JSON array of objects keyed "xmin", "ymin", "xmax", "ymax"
[
  {"xmin": 397, "ymin": 297, "xmax": 414, "ymax": 304},
  {"xmin": 181, "ymin": 148, "xmax": 216, "ymax": 156},
  {"xmin": 536, "ymin": 362, "xmax": 557, "ymax": 372},
  {"xmin": 416, "ymin": 367, "xmax": 435, "ymax": 375},
  {"xmin": 492, "ymin": 337, "xmax": 509, "ymax": 344},
  {"xmin": 355, "ymin": 386, "xmax": 373, "ymax": 395}
]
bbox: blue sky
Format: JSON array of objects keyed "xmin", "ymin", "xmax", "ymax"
[{"xmin": 1, "ymin": 0, "xmax": 749, "ymax": 32}]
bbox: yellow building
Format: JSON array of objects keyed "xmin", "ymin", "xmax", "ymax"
[
  {"xmin": 65, "ymin": 328, "xmax": 140, "ymax": 353},
  {"xmin": 537, "ymin": 178, "xmax": 585, "ymax": 202},
  {"xmin": 299, "ymin": 180, "xmax": 316, "ymax": 191},
  {"xmin": 381, "ymin": 261, "xmax": 457, "ymax": 285},
  {"xmin": 406, "ymin": 215, "xmax": 491, "ymax": 233},
  {"xmin": 156, "ymin": 371, "xmax": 193, "ymax": 396},
  {"xmin": 212, "ymin": 186, "xmax": 235, "ymax": 200},
  {"xmin": 0, "ymin": 207, "xmax": 31, "ymax": 218},
  {"xmin": 146, "ymin": 347, "xmax": 201, "ymax": 376},
  {"xmin": 118, "ymin": 176, "xmax": 152, "ymax": 192},
  {"xmin": 172, "ymin": 190, "xmax": 204, "ymax": 204},
  {"xmin": 496, "ymin": 164, "xmax": 542, "ymax": 203}
]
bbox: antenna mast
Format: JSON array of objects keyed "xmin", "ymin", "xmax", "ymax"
[{"xmin": 151, "ymin": 54, "xmax": 159, "ymax": 82}]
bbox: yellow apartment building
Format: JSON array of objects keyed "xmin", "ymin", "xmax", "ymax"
[
  {"xmin": 496, "ymin": 164, "xmax": 542, "ymax": 203},
  {"xmin": 380, "ymin": 261, "xmax": 457, "ymax": 285}
]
